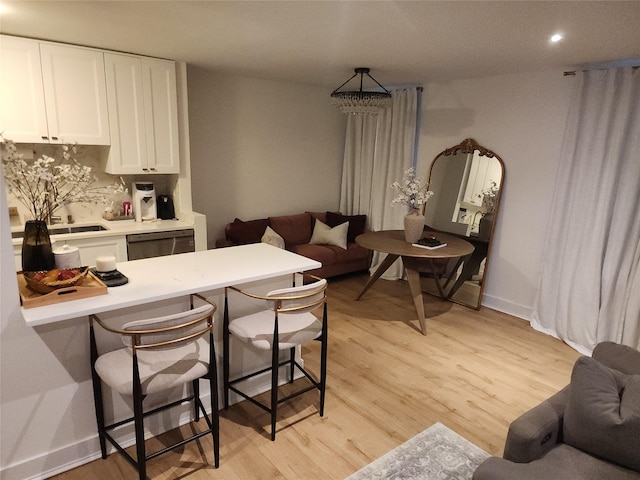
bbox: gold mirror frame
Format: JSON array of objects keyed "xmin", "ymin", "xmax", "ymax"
[{"xmin": 423, "ymin": 138, "xmax": 505, "ymax": 309}]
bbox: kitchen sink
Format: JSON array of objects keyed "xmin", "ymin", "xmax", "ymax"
[{"xmin": 11, "ymin": 224, "xmax": 107, "ymax": 239}]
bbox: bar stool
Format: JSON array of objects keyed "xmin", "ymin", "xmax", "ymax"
[{"xmin": 89, "ymin": 293, "xmax": 219, "ymax": 479}]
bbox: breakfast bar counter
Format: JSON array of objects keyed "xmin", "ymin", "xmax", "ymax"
[{"xmin": 21, "ymin": 243, "xmax": 321, "ymax": 326}]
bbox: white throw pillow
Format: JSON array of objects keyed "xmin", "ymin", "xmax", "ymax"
[
  {"xmin": 309, "ymin": 220, "xmax": 348, "ymax": 250},
  {"xmin": 261, "ymin": 226, "xmax": 285, "ymax": 249}
]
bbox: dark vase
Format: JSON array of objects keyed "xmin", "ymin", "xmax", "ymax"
[
  {"xmin": 21, "ymin": 220, "xmax": 55, "ymax": 272},
  {"xmin": 478, "ymin": 213, "xmax": 494, "ymax": 240}
]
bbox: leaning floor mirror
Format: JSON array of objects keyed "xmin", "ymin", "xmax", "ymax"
[{"xmin": 422, "ymin": 138, "xmax": 505, "ymax": 309}]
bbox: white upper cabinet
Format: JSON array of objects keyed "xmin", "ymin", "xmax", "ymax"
[
  {"xmin": 0, "ymin": 36, "xmax": 48, "ymax": 143},
  {"xmin": 0, "ymin": 36, "xmax": 110, "ymax": 145},
  {"xmin": 104, "ymin": 53, "xmax": 180, "ymax": 174}
]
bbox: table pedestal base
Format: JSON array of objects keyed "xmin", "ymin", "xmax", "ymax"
[{"xmin": 356, "ymin": 254, "xmax": 448, "ymax": 335}]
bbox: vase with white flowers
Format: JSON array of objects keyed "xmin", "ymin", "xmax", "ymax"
[
  {"xmin": 390, "ymin": 167, "xmax": 434, "ymax": 243},
  {"xmin": 1, "ymin": 136, "xmax": 126, "ymax": 271}
]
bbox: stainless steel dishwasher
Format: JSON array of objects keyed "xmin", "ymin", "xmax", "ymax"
[{"xmin": 126, "ymin": 229, "xmax": 195, "ymax": 260}]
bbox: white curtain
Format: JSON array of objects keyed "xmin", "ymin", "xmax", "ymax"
[
  {"xmin": 339, "ymin": 88, "xmax": 419, "ymax": 280},
  {"xmin": 531, "ymin": 67, "xmax": 640, "ymax": 353}
]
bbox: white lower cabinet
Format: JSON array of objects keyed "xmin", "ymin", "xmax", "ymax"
[
  {"xmin": 61, "ymin": 236, "xmax": 128, "ymax": 267},
  {"xmin": 14, "ymin": 236, "xmax": 127, "ymax": 272}
]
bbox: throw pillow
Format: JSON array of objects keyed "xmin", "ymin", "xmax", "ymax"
[
  {"xmin": 261, "ymin": 226, "xmax": 285, "ymax": 249},
  {"xmin": 326, "ymin": 211, "xmax": 367, "ymax": 243},
  {"xmin": 309, "ymin": 220, "xmax": 348, "ymax": 250},
  {"xmin": 268, "ymin": 213, "xmax": 313, "ymax": 246},
  {"xmin": 563, "ymin": 356, "xmax": 640, "ymax": 471},
  {"xmin": 226, "ymin": 218, "xmax": 268, "ymax": 245}
]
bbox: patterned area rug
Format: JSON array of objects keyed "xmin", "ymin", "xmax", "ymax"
[{"xmin": 346, "ymin": 423, "xmax": 490, "ymax": 480}]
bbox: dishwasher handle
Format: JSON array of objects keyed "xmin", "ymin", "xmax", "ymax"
[{"xmin": 126, "ymin": 229, "xmax": 194, "ymax": 243}]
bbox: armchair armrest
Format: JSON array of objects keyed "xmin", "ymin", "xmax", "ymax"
[{"xmin": 503, "ymin": 385, "xmax": 570, "ymax": 463}]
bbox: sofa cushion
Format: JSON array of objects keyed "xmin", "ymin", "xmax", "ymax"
[
  {"xmin": 268, "ymin": 213, "xmax": 313, "ymax": 247},
  {"xmin": 291, "ymin": 242, "xmax": 370, "ymax": 265},
  {"xmin": 227, "ymin": 218, "xmax": 268, "ymax": 245},
  {"xmin": 306, "ymin": 211, "xmax": 329, "ymax": 225},
  {"xmin": 563, "ymin": 356, "xmax": 640, "ymax": 472},
  {"xmin": 309, "ymin": 220, "xmax": 348, "ymax": 250},
  {"xmin": 261, "ymin": 226, "xmax": 285, "ymax": 249},
  {"xmin": 326, "ymin": 211, "xmax": 367, "ymax": 243}
]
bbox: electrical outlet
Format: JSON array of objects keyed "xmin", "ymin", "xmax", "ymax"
[{"xmin": 8, "ymin": 207, "xmax": 19, "ymax": 217}]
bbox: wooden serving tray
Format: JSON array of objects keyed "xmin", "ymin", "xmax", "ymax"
[{"xmin": 18, "ymin": 271, "xmax": 108, "ymax": 309}]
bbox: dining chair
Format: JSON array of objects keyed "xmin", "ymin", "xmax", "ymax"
[
  {"xmin": 89, "ymin": 293, "xmax": 219, "ymax": 480},
  {"xmin": 223, "ymin": 274, "xmax": 328, "ymax": 440}
]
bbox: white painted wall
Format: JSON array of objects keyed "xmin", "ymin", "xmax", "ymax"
[
  {"xmin": 417, "ymin": 69, "xmax": 575, "ymax": 317},
  {"xmin": 187, "ymin": 68, "xmax": 347, "ymax": 248}
]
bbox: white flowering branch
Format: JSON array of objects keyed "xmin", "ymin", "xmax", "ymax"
[
  {"xmin": 478, "ymin": 180, "xmax": 499, "ymax": 214},
  {"xmin": 390, "ymin": 167, "xmax": 434, "ymax": 214},
  {"xmin": 1, "ymin": 136, "xmax": 126, "ymax": 223}
]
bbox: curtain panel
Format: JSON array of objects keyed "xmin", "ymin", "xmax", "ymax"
[
  {"xmin": 339, "ymin": 88, "xmax": 419, "ymax": 280},
  {"xmin": 532, "ymin": 67, "xmax": 640, "ymax": 353}
]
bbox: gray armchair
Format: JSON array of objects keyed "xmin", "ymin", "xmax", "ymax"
[{"xmin": 473, "ymin": 341, "xmax": 640, "ymax": 480}]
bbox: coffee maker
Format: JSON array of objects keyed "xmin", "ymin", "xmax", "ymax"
[{"xmin": 132, "ymin": 182, "xmax": 157, "ymax": 222}]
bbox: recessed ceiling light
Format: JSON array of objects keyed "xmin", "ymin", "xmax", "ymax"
[{"xmin": 550, "ymin": 33, "xmax": 563, "ymax": 43}]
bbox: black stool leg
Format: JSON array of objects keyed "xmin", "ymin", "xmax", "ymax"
[
  {"xmin": 209, "ymin": 333, "xmax": 220, "ymax": 468},
  {"xmin": 289, "ymin": 347, "xmax": 295, "ymax": 383},
  {"xmin": 89, "ymin": 320, "xmax": 107, "ymax": 459},
  {"xmin": 223, "ymin": 292, "xmax": 230, "ymax": 409},
  {"xmin": 193, "ymin": 380, "xmax": 200, "ymax": 421},
  {"xmin": 319, "ymin": 304, "xmax": 328, "ymax": 416},
  {"xmin": 132, "ymin": 355, "xmax": 147, "ymax": 480},
  {"xmin": 270, "ymin": 319, "xmax": 279, "ymax": 441}
]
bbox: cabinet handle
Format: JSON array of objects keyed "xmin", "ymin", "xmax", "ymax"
[
  {"xmin": 150, "ymin": 167, "xmax": 157, "ymax": 171},
  {"xmin": 51, "ymin": 137, "xmax": 59, "ymax": 141},
  {"xmin": 142, "ymin": 168, "xmax": 149, "ymax": 172},
  {"xmin": 41, "ymin": 136, "xmax": 48, "ymax": 140}
]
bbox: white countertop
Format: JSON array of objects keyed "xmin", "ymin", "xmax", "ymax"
[
  {"xmin": 11, "ymin": 218, "xmax": 194, "ymax": 246},
  {"xmin": 21, "ymin": 243, "xmax": 321, "ymax": 327}
]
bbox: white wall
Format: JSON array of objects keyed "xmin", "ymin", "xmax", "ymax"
[
  {"xmin": 187, "ymin": 68, "xmax": 347, "ymax": 248},
  {"xmin": 186, "ymin": 66, "xmax": 576, "ymax": 318},
  {"xmin": 417, "ymin": 69, "xmax": 575, "ymax": 317}
]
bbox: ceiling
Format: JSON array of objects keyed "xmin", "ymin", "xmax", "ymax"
[{"xmin": 1, "ymin": 1, "xmax": 639, "ymax": 89}]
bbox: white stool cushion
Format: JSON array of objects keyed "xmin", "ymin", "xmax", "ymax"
[
  {"xmin": 229, "ymin": 310, "xmax": 322, "ymax": 350},
  {"xmin": 95, "ymin": 337, "xmax": 210, "ymax": 396}
]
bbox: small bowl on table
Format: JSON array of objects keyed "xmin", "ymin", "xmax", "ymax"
[{"xmin": 24, "ymin": 266, "xmax": 89, "ymax": 294}]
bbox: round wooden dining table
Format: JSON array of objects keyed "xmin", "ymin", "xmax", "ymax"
[{"xmin": 355, "ymin": 230, "xmax": 474, "ymax": 335}]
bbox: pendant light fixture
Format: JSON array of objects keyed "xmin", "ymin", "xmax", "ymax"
[{"xmin": 330, "ymin": 67, "xmax": 392, "ymax": 115}]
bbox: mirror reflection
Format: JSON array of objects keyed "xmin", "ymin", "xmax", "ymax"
[{"xmin": 422, "ymin": 138, "xmax": 504, "ymax": 309}]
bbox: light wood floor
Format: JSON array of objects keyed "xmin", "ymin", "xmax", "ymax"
[{"xmin": 52, "ymin": 272, "xmax": 580, "ymax": 480}]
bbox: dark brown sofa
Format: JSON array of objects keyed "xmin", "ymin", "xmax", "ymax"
[
  {"xmin": 473, "ymin": 341, "xmax": 640, "ymax": 480},
  {"xmin": 215, "ymin": 211, "xmax": 372, "ymax": 279}
]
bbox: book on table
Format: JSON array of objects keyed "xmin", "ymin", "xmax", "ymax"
[{"xmin": 413, "ymin": 236, "xmax": 447, "ymax": 250}]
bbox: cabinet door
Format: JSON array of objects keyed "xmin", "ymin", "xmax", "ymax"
[
  {"xmin": 105, "ymin": 55, "xmax": 180, "ymax": 174},
  {"xmin": 0, "ymin": 36, "xmax": 49, "ymax": 143},
  {"xmin": 62, "ymin": 237, "xmax": 128, "ymax": 266},
  {"xmin": 39, "ymin": 43, "xmax": 110, "ymax": 145},
  {"xmin": 14, "ymin": 237, "xmax": 128, "ymax": 271},
  {"xmin": 143, "ymin": 59, "xmax": 180, "ymax": 173},
  {"xmin": 104, "ymin": 53, "xmax": 149, "ymax": 174},
  {"xmin": 463, "ymin": 154, "xmax": 493, "ymax": 206}
]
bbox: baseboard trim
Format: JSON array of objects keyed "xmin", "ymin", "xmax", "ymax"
[
  {"xmin": 2, "ymin": 368, "xmax": 304, "ymax": 480},
  {"xmin": 481, "ymin": 292, "xmax": 533, "ymax": 322}
]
